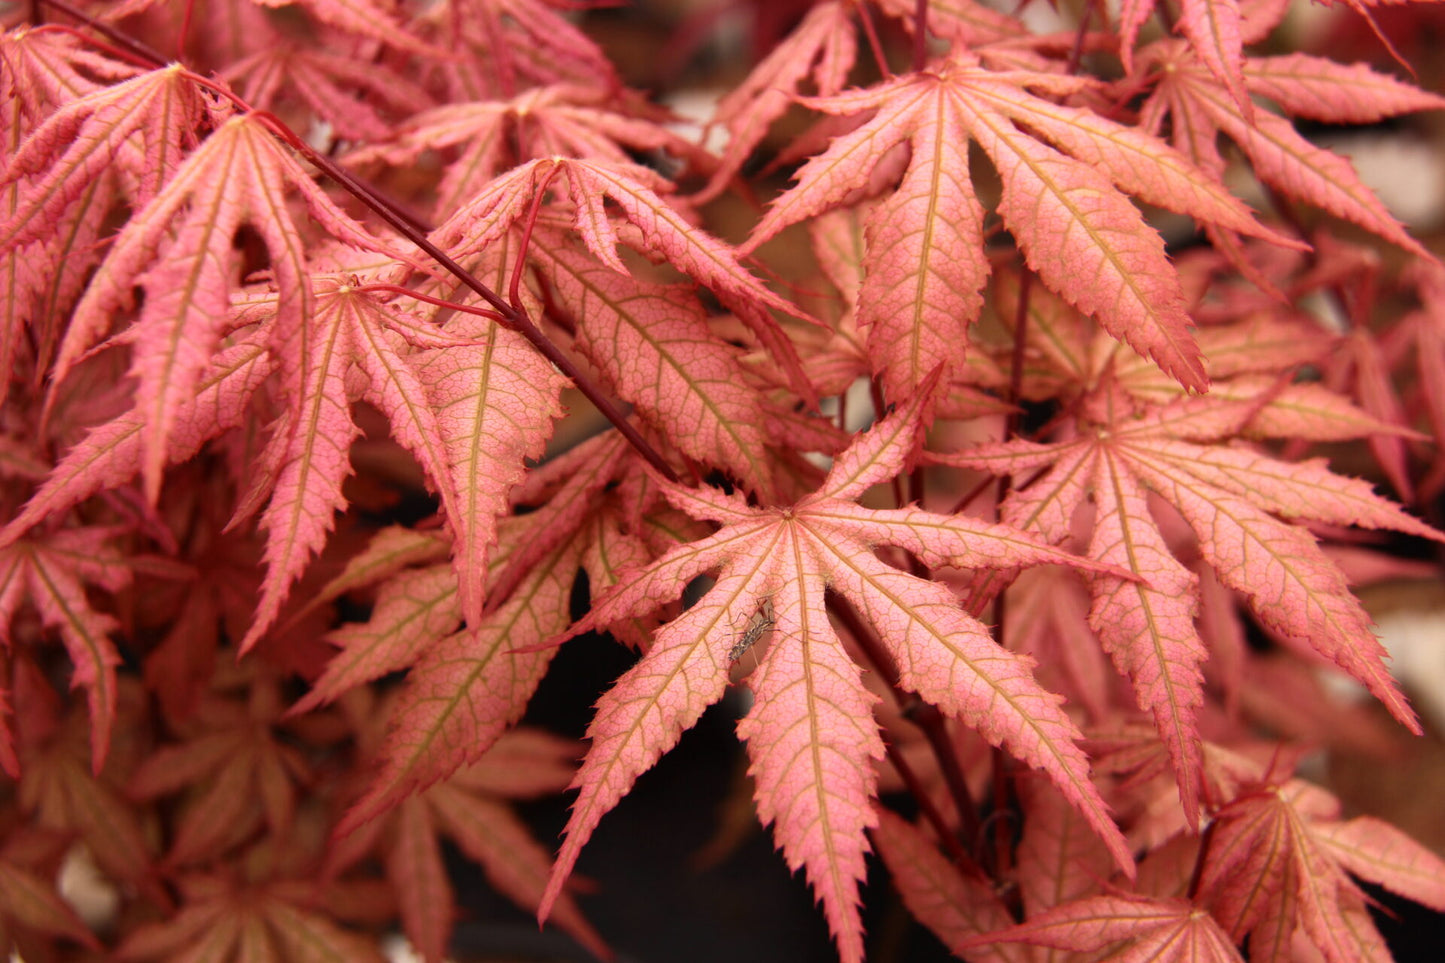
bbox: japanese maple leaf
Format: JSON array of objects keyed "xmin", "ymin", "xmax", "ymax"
[
  {"xmin": 741, "ymin": 51, "xmax": 1284, "ymax": 400},
  {"xmin": 433, "ymin": 155, "xmax": 818, "ymax": 405},
  {"xmin": 1198, "ymin": 778, "xmax": 1445, "ymax": 963},
  {"xmin": 1136, "ymin": 38, "xmax": 1445, "ymax": 262},
  {"xmin": 116, "ymin": 873, "xmax": 388, "ymax": 963},
  {"xmin": 347, "ymin": 84, "xmax": 710, "ymax": 216},
  {"xmin": 538, "ymin": 383, "xmax": 1133, "ymax": 963},
  {"xmin": 942, "ymin": 389, "xmax": 1445, "ymax": 825},
  {"xmin": 1403, "ymin": 260, "xmax": 1445, "ymax": 499},
  {"xmin": 984, "ymin": 265, "xmax": 1402, "ymax": 443},
  {"xmin": 964, "ymin": 893, "xmax": 1247, "ymax": 963},
  {"xmin": 252, "ymin": 0, "xmax": 441, "ymax": 57},
  {"xmin": 414, "ymin": 0, "xmax": 618, "ymax": 98},
  {"xmin": 229, "ymin": 270, "xmax": 564, "ymax": 648},
  {"xmin": 870, "ymin": 807, "xmax": 1027, "ymax": 963},
  {"xmin": 13, "ymin": 683, "xmax": 160, "ymax": 901},
  {"xmin": 0, "ymin": 36, "xmax": 157, "ymax": 408},
  {"xmin": 329, "ymin": 725, "xmax": 607, "ymax": 963},
  {"xmin": 0, "ymin": 64, "xmax": 202, "ymax": 252},
  {"xmin": 1116, "ymin": 0, "xmax": 1264, "ymax": 118},
  {"xmin": 526, "ymin": 231, "xmax": 777, "ymax": 496},
  {"xmin": 0, "ymin": 527, "xmax": 129, "ymax": 773},
  {"xmin": 0, "ymin": 333, "xmax": 274, "ymax": 552},
  {"xmin": 323, "ymin": 512, "xmax": 584, "ymax": 833},
  {"xmin": 219, "ymin": 39, "xmax": 433, "ymax": 142},
  {"xmin": 127, "ymin": 675, "xmax": 310, "ymax": 866},
  {"xmin": 46, "ymin": 112, "xmax": 401, "ymax": 506},
  {"xmin": 694, "ymin": 0, "xmax": 860, "ymax": 204}
]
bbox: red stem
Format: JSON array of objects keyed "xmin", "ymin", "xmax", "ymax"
[
  {"xmin": 830, "ymin": 596, "xmax": 982, "ymax": 850},
  {"xmin": 913, "ymin": 0, "xmax": 929, "ymax": 73},
  {"xmin": 37, "ymin": 0, "xmax": 170, "ymax": 66}
]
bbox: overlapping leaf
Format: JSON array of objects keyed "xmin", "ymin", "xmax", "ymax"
[
  {"xmin": 431, "ymin": 155, "xmax": 818, "ymax": 404},
  {"xmin": 943, "ymin": 390, "xmax": 1445, "ymax": 822},
  {"xmin": 0, "ymin": 529, "xmax": 128, "ymax": 773},
  {"xmin": 1199, "ymin": 779, "xmax": 1445, "ymax": 963},
  {"xmin": 742, "ymin": 51, "xmax": 1283, "ymax": 399},
  {"xmin": 1138, "ymin": 39, "xmax": 1445, "ymax": 261},
  {"xmin": 330, "ymin": 727, "xmax": 606, "ymax": 963},
  {"xmin": 538, "ymin": 387, "xmax": 1132, "ymax": 963},
  {"xmin": 44, "ymin": 113, "xmax": 400, "ymax": 506}
]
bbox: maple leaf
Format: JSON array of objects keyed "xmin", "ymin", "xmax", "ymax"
[
  {"xmin": 431, "ymin": 155, "xmax": 818, "ymax": 405},
  {"xmin": 527, "ymin": 231, "xmax": 777, "ymax": 496},
  {"xmin": 964, "ymin": 892, "xmax": 1247, "ymax": 963},
  {"xmin": 116, "ymin": 873, "xmax": 389, "ymax": 963},
  {"xmin": 940, "ymin": 388, "xmax": 1445, "ymax": 824},
  {"xmin": 414, "ymin": 0, "xmax": 619, "ymax": 98},
  {"xmin": 538, "ymin": 383, "xmax": 1132, "ymax": 963},
  {"xmin": 0, "ymin": 333, "xmax": 274, "ymax": 551},
  {"xmin": 0, "ymin": 64, "xmax": 202, "ymax": 252},
  {"xmin": 329, "ymin": 512, "xmax": 583, "ymax": 833},
  {"xmin": 252, "ymin": 0, "xmax": 441, "ymax": 57},
  {"xmin": 1116, "ymin": 0, "xmax": 1262, "ymax": 118},
  {"xmin": 346, "ymin": 84, "xmax": 710, "ymax": 216},
  {"xmin": 128, "ymin": 673, "xmax": 310, "ymax": 866},
  {"xmin": 742, "ymin": 51, "xmax": 1284, "ymax": 399},
  {"xmin": 13, "ymin": 681, "xmax": 160, "ymax": 901},
  {"xmin": 1197, "ymin": 777, "xmax": 1445, "ymax": 963},
  {"xmin": 694, "ymin": 0, "xmax": 860, "ymax": 203},
  {"xmin": 0, "ymin": 528, "xmax": 129, "ymax": 773},
  {"xmin": 0, "ymin": 822, "xmax": 101, "ymax": 957},
  {"xmin": 47, "ymin": 112, "xmax": 401, "ymax": 507},
  {"xmin": 219, "ymin": 38, "xmax": 433, "ymax": 142},
  {"xmin": 227, "ymin": 269, "xmax": 563, "ymax": 649},
  {"xmin": 329, "ymin": 724, "xmax": 608, "ymax": 963},
  {"xmin": 1137, "ymin": 38, "xmax": 1445, "ymax": 262},
  {"xmin": 870, "ymin": 807, "xmax": 1026, "ymax": 963}
]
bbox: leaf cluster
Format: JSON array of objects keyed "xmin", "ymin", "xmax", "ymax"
[{"xmin": 1, "ymin": 0, "xmax": 1444, "ymax": 961}]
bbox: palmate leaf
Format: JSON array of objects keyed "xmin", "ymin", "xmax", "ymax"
[
  {"xmin": 538, "ymin": 386, "xmax": 1132, "ymax": 963},
  {"xmin": 229, "ymin": 272, "xmax": 564, "ymax": 648},
  {"xmin": 116, "ymin": 875, "xmax": 388, "ymax": 963},
  {"xmin": 1199, "ymin": 779, "xmax": 1445, "ymax": 963},
  {"xmin": 431, "ymin": 155, "xmax": 818, "ymax": 405},
  {"xmin": 0, "ymin": 529, "xmax": 129, "ymax": 773},
  {"xmin": 335, "ymin": 516, "xmax": 584, "ymax": 834},
  {"xmin": 870, "ymin": 807, "xmax": 1027, "ymax": 963},
  {"xmin": 346, "ymin": 84, "xmax": 708, "ymax": 216},
  {"xmin": 963, "ymin": 893, "xmax": 1246, "ymax": 963},
  {"xmin": 330, "ymin": 727, "xmax": 607, "ymax": 963},
  {"xmin": 694, "ymin": 0, "xmax": 859, "ymax": 203},
  {"xmin": 528, "ymin": 233, "xmax": 776, "ymax": 496},
  {"xmin": 0, "ymin": 64, "xmax": 202, "ymax": 252},
  {"xmin": 0, "ymin": 334, "xmax": 273, "ymax": 553},
  {"xmin": 1139, "ymin": 39, "xmax": 1445, "ymax": 261},
  {"xmin": 741, "ymin": 51, "xmax": 1283, "ymax": 399},
  {"xmin": 48, "ymin": 113, "xmax": 399, "ymax": 506},
  {"xmin": 943, "ymin": 390, "xmax": 1445, "ymax": 822}
]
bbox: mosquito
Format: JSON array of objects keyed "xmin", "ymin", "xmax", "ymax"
[{"xmin": 728, "ymin": 596, "xmax": 775, "ymax": 665}]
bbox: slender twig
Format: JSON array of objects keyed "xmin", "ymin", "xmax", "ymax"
[
  {"xmin": 37, "ymin": 0, "xmax": 170, "ymax": 65},
  {"xmin": 913, "ymin": 0, "xmax": 930, "ymax": 73},
  {"xmin": 1186, "ymin": 818, "xmax": 1218, "ymax": 901},
  {"xmin": 830, "ymin": 595, "xmax": 982, "ymax": 850},
  {"xmin": 857, "ymin": 2, "xmax": 893, "ymax": 81}
]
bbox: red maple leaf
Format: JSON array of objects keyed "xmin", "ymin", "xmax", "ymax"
[
  {"xmin": 538, "ymin": 380, "xmax": 1134, "ymax": 963},
  {"xmin": 741, "ymin": 51, "xmax": 1285, "ymax": 399},
  {"xmin": 942, "ymin": 385, "xmax": 1445, "ymax": 824}
]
